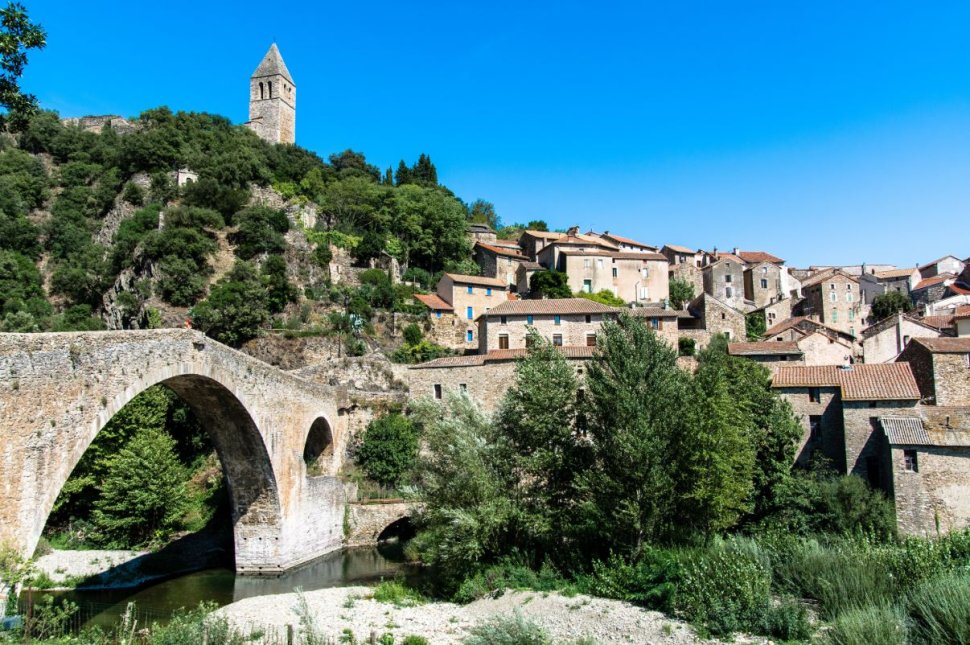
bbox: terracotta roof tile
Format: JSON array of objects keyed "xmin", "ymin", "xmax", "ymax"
[
  {"xmin": 523, "ymin": 230, "xmax": 563, "ymax": 239},
  {"xmin": 484, "ymin": 298, "xmax": 621, "ymax": 316},
  {"xmin": 613, "ymin": 252, "xmax": 667, "ymax": 261},
  {"xmin": 949, "ymin": 283, "xmax": 970, "ymax": 295},
  {"xmin": 772, "ymin": 363, "xmax": 921, "ymax": 400},
  {"xmin": 475, "ymin": 241, "xmax": 527, "ymax": 260},
  {"xmin": 414, "ymin": 293, "xmax": 453, "ymax": 310},
  {"xmin": 737, "ymin": 250, "xmax": 784, "ymax": 265},
  {"xmin": 913, "ymin": 274, "xmax": 956, "ymax": 290},
  {"xmin": 763, "ymin": 316, "xmax": 811, "ymax": 336},
  {"xmin": 729, "ymin": 341, "xmax": 802, "ymax": 356},
  {"xmin": 801, "ymin": 269, "xmax": 859, "ymax": 289},
  {"xmin": 443, "ymin": 273, "xmax": 507, "ymax": 288},
  {"xmin": 910, "ymin": 337, "xmax": 970, "ymax": 353},
  {"xmin": 628, "ymin": 307, "xmax": 684, "ymax": 318},
  {"xmin": 873, "ymin": 268, "xmax": 918, "ymax": 279},
  {"xmin": 409, "ymin": 346, "xmax": 596, "ymax": 369},
  {"xmin": 601, "ymin": 232, "xmax": 656, "ymax": 250},
  {"xmin": 663, "ymin": 244, "xmax": 696, "ymax": 254},
  {"xmin": 921, "ymin": 314, "xmax": 955, "ymax": 329},
  {"xmin": 955, "ymin": 305, "xmax": 970, "ymax": 320}
]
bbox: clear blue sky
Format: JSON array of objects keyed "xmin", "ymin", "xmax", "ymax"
[{"xmin": 22, "ymin": 1, "xmax": 970, "ymax": 267}]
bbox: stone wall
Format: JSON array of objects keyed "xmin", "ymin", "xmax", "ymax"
[
  {"xmin": 862, "ymin": 315, "xmax": 942, "ymax": 364},
  {"xmin": 669, "ymin": 262, "xmax": 703, "ymax": 297},
  {"xmin": 777, "ymin": 386, "xmax": 845, "ymax": 469},
  {"xmin": 933, "ymin": 352, "xmax": 970, "ymax": 406},
  {"xmin": 891, "ymin": 444, "xmax": 970, "ymax": 536},
  {"xmin": 344, "ymin": 501, "xmax": 413, "ymax": 547},
  {"xmin": 842, "ymin": 400, "xmax": 919, "ymax": 485},
  {"xmin": 481, "ymin": 313, "xmax": 603, "ymax": 352},
  {"xmin": 799, "ymin": 333, "xmax": 853, "ymax": 366}
]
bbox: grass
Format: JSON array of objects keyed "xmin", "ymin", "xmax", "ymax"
[
  {"xmin": 906, "ymin": 573, "xmax": 970, "ymax": 645},
  {"xmin": 462, "ymin": 611, "xmax": 551, "ymax": 645},
  {"xmin": 371, "ymin": 578, "xmax": 426, "ymax": 608},
  {"xmin": 825, "ymin": 604, "xmax": 907, "ymax": 645}
]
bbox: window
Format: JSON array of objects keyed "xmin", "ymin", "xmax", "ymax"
[
  {"xmin": 435, "ymin": 311, "xmax": 442, "ymax": 319},
  {"xmin": 725, "ymin": 286, "xmax": 733, "ymax": 298},
  {"xmin": 830, "ymin": 283, "xmax": 836, "ymax": 290},
  {"xmin": 904, "ymin": 450, "xmax": 918, "ymax": 472},
  {"xmin": 762, "ymin": 266, "xmax": 768, "ymax": 274},
  {"xmin": 584, "ymin": 258, "xmax": 591, "ymax": 268},
  {"xmin": 725, "ymin": 274, "xmax": 733, "ymax": 282},
  {"xmin": 903, "ymin": 335, "xmax": 910, "ymax": 346},
  {"xmin": 500, "ymin": 315, "xmax": 507, "ymax": 325},
  {"xmin": 846, "ymin": 283, "xmax": 852, "ymax": 290},
  {"xmin": 434, "ymin": 384, "xmax": 442, "ymax": 400},
  {"xmin": 848, "ymin": 309, "xmax": 854, "ymax": 321},
  {"xmin": 809, "ymin": 387, "xmax": 820, "ymax": 403},
  {"xmin": 650, "ymin": 317, "xmax": 660, "ymax": 330},
  {"xmin": 459, "ymin": 383, "xmax": 467, "ymax": 393},
  {"xmin": 586, "ymin": 333, "xmax": 597, "ymax": 347},
  {"xmin": 466, "ymin": 329, "xmax": 474, "ymax": 342},
  {"xmin": 583, "ymin": 279, "xmax": 592, "ymax": 293},
  {"xmin": 597, "ymin": 259, "xmax": 604, "ymax": 269},
  {"xmin": 268, "ymin": 81, "xmax": 273, "ymax": 97},
  {"xmin": 760, "ymin": 279, "xmax": 768, "ymax": 289},
  {"xmin": 612, "ymin": 267, "xmax": 618, "ymax": 278},
  {"xmin": 499, "ymin": 334, "xmax": 509, "ymax": 349},
  {"xmin": 809, "ymin": 415, "xmax": 822, "ymax": 441},
  {"xmin": 553, "ymin": 334, "xmax": 563, "ymax": 346},
  {"xmin": 642, "ymin": 267, "xmax": 649, "ymax": 278},
  {"xmin": 259, "ymin": 81, "xmax": 265, "ymax": 99},
  {"xmin": 466, "ymin": 306, "xmax": 473, "ymax": 320},
  {"xmin": 721, "ymin": 313, "xmax": 726, "ymax": 320},
  {"xmin": 585, "ymin": 315, "xmax": 592, "ymax": 323},
  {"xmin": 554, "ymin": 315, "xmax": 561, "ymax": 326},
  {"xmin": 830, "ymin": 291, "xmax": 837, "ymax": 302},
  {"xmin": 467, "ymin": 285, "xmax": 473, "ymax": 294},
  {"xmin": 639, "ymin": 286, "xmax": 649, "ymax": 300},
  {"xmin": 832, "ymin": 310, "xmax": 838, "ymax": 323},
  {"xmin": 527, "ymin": 315, "xmax": 534, "ymax": 325},
  {"xmin": 486, "ymin": 287, "xmax": 492, "ymax": 296},
  {"xmin": 846, "ymin": 292, "xmax": 853, "ymax": 302}
]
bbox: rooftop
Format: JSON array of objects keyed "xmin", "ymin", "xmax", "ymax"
[
  {"xmin": 913, "ymin": 273, "xmax": 956, "ymax": 291},
  {"xmin": 663, "ymin": 244, "xmax": 696, "ymax": 254},
  {"xmin": 873, "ymin": 268, "xmax": 919, "ymax": 279},
  {"xmin": 484, "ymin": 298, "xmax": 620, "ymax": 316},
  {"xmin": 414, "ymin": 293, "xmax": 452, "ymax": 311},
  {"xmin": 955, "ymin": 305, "xmax": 970, "ymax": 320},
  {"xmin": 909, "ymin": 337, "xmax": 970, "ymax": 353},
  {"xmin": 252, "ymin": 43, "xmax": 294, "ymax": 83},
  {"xmin": 800, "ymin": 268, "xmax": 859, "ymax": 289},
  {"xmin": 921, "ymin": 314, "xmax": 956, "ymax": 330},
  {"xmin": 410, "ymin": 345, "xmax": 597, "ymax": 369},
  {"xmin": 475, "ymin": 241, "xmax": 527, "ymax": 260},
  {"xmin": 880, "ymin": 417, "xmax": 931, "ymax": 445},
  {"xmin": 772, "ymin": 363, "xmax": 921, "ymax": 401},
  {"xmin": 736, "ymin": 250, "xmax": 785, "ymax": 265},
  {"xmin": 628, "ymin": 307, "xmax": 686, "ymax": 318},
  {"xmin": 918, "ymin": 255, "xmax": 962, "ymax": 271},
  {"xmin": 600, "ymin": 232, "xmax": 656, "ymax": 250},
  {"xmin": 442, "ymin": 273, "xmax": 507, "ymax": 288},
  {"xmin": 729, "ymin": 341, "xmax": 803, "ymax": 356}
]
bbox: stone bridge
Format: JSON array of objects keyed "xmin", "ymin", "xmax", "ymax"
[{"xmin": 0, "ymin": 329, "xmax": 354, "ymax": 575}]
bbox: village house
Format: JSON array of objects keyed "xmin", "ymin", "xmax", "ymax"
[
  {"xmin": 467, "ymin": 223, "xmax": 497, "ymax": 245},
  {"xmin": 918, "ymin": 255, "xmax": 966, "ymax": 280},
  {"xmin": 415, "ymin": 273, "xmax": 508, "ymax": 351},
  {"xmin": 897, "ymin": 337, "xmax": 970, "ymax": 406},
  {"xmin": 676, "ymin": 293, "xmax": 747, "ymax": 345},
  {"xmin": 735, "ymin": 249, "xmax": 785, "ymax": 266},
  {"xmin": 751, "ymin": 297, "xmax": 794, "ymax": 332},
  {"xmin": 701, "ymin": 258, "xmax": 749, "ymax": 311},
  {"xmin": 628, "ymin": 306, "xmax": 683, "ymax": 348},
  {"xmin": 476, "ymin": 298, "xmax": 618, "ymax": 352},
  {"xmin": 859, "ymin": 267, "xmax": 921, "ymax": 304},
  {"xmin": 595, "ymin": 231, "xmax": 658, "ymax": 253},
  {"xmin": 762, "ymin": 316, "xmax": 857, "ymax": 364},
  {"xmin": 797, "ymin": 269, "xmax": 868, "ymax": 338},
  {"xmin": 728, "ymin": 341, "xmax": 804, "ymax": 368},
  {"xmin": 518, "ymin": 229, "xmax": 564, "ymax": 260},
  {"xmin": 473, "ymin": 241, "xmax": 530, "ymax": 290},
  {"xmin": 743, "ymin": 261, "xmax": 787, "ymax": 308},
  {"xmin": 860, "ymin": 313, "xmax": 949, "ymax": 364},
  {"xmin": 661, "ymin": 244, "xmax": 703, "ymax": 268},
  {"xmin": 515, "ymin": 261, "xmax": 543, "ymax": 295}
]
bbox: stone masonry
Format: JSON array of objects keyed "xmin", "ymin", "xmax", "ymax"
[{"xmin": 0, "ymin": 330, "xmax": 351, "ymax": 574}]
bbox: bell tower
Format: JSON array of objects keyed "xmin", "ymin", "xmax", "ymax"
[{"xmin": 249, "ymin": 43, "xmax": 296, "ymax": 144}]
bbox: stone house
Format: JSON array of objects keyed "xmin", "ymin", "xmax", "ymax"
[
  {"xmin": 414, "ymin": 274, "xmax": 508, "ymax": 351},
  {"xmin": 477, "ymin": 298, "xmax": 618, "ymax": 352},
  {"xmin": 860, "ymin": 313, "xmax": 947, "ymax": 364},
  {"xmin": 677, "ymin": 293, "xmax": 747, "ymax": 345},
  {"xmin": 474, "ymin": 242, "xmax": 529, "ymax": 290},
  {"xmin": 628, "ymin": 307, "xmax": 683, "ymax": 348},
  {"xmin": 407, "ymin": 347, "xmax": 595, "ymax": 412},
  {"xmin": 743, "ymin": 262, "xmax": 786, "ymax": 309},
  {"xmin": 859, "ymin": 267, "xmax": 921, "ymax": 304},
  {"xmin": 537, "ymin": 244, "xmax": 669, "ymax": 304},
  {"xmin": 702, "ymin": 258, "xmax": 748, "ymax": 311},
  {"xmin": 911, "ymin": 274, "xmax": 959, "ymax": 309},
  {"xmin": 519, "ymin": 230, "xmax": 564, "ymax": 260},
  {"xmin": 596, "ymin": 231, "xmax": 658, "ymax": 253},
  {"xmin": 661, "ymin": 244, "xmax": 702, "ymax": 268},
  {"xmin": 797, "ymin": 269, "xmax": 868, "ymax": 338},
  {"xmin": 957, "ymin": 306, "xmax": 970, "ymax": 336},
  {"xmin": 728, "ymin": 341, "xmax": 804, "ymax": 368},
  {"xmin": 772, "ymin": 363, "xmax": 922, "ymax": 483},
  {"xmin": 735, "ymin": 250, "xmax": 785, "ymax": 266},
  {"xmin": 897, "ymin": 337, "xmax": 970, "ymax": 406},
  {"xmin": 794, "ymin": 330, "xmax": 855, "ymax": 366},
  {"xmin": 751, "ymin": 297, "xmax": 793, "ymax": 332},
  {"xmin": 669, "ymin": 261, "xmax": 704, "ymax": 297},
  {"xmin": 467, "ymin": 224, "xmax": 497, "ymax": 245},
  {"xmin": 535, "ymin": 231, "xmax": 619, "ymax": 269},
  {"xmin": 918, "ymin": 255, "xmax": 965, "ymax": 280},
  {"xmin": 516, "ymin": 261, "xmax": 543, "ymax": 295}
]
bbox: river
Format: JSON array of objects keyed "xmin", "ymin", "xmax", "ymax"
[{"xmin": 23, "ymin": 542, "xmax": 421, "ymax": 630}]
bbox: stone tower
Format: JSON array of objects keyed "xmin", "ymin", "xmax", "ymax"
[{"xmin": 249, "ymin": 44, "xmax": 296, "ymax": 144}]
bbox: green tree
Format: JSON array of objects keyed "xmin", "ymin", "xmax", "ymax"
[
  {"xmin": 745, "ymin": 311, "xmax": 766, "ymax": 340},
  {"xmin": 390, "ymin": 184, "xmax": 470, "ymax": 272},
  {"xmin": 577, "ymin": 289, "xmax": 625, "ymax": 306},
  {"xmin": 0, "ymin": 2, "xmax": 46, "ymax": 131},
  {"xmin": 468, "ymin": 199, "xmax": 497, "ymax": 229},
  {"xmin": 668, "ymin": 277, "xmax": 695, "ymax": 309},
  {"xmin": 92, "ymin": 427, "xmax": 188, "ymax": 546},
  {"xmin": 230, "ymin": 205, "xmax": 289, "ymax": 259},
  {"xmin": 529, "ymin": 270, "xmax": 572, "ymax": 299},
  {"xmin": 261, "ymin": 254, "xmax": 298, "ymax": 314},
  {"xmin": 871, "ymin": 290, "xmax": 913, "ymax": 321},
  {"xmin": 355, "ymin": 413, "xmax": 419, "ymax": 488},
  {"xmin": 402, "ymin": 322, "xmax": 423, "ymax": 346},
  {"xmin": 190, "ymin": 260, "xmax": 269, "ymax": 347}
]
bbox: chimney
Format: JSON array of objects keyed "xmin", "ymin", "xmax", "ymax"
[
  {"xmin": 567, "ymin": 226, "xmax": 579, "ymax": 236},
  {"xmin": 733, "ymin": 247, "xmax": 739, "ymax": 255}
]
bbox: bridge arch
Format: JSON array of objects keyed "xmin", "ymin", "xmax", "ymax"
[
  {"xmin": 30, "ymin": 369, "xmax": 282, "ymax": 574},
  {"xmin": 303, "ymin": 416, "xmax": 335, "ymax": 477}
]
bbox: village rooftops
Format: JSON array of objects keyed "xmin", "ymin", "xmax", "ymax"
[
  {"xmin": 474, "ymin": 241, "xmax": 527, "ymax": 260},
  {"xmin": 736, "ymin": 250, "xmax": 785, "ymax": 265},
  {"xmin": 913, "ymin": 274, "xmax": 957, "ymax": 290},
  {"xmin": 482, "ymin": 298, "xmax": 620, "ymax": 317},
  {"xmin": 955, "ymin": 305, "xmax": 970, "ymax": 320},
  {"xmin": 662, "ymin": 244, "xmax": 696, "ymax": 254},
  {"xmin": 414, "ymin": 293, "xmax": 453, "ymax": 311},
  {"xmin": 921, "ymin": 314, "xmax": 956, "ymax": 330},
  {"xmin": 409, "ymin": 345, "xmax": 598, "ymax": 369},
  {"xmin": 598, "ymin": 231, "xmax": 657, "ymax": 250},
  {"xmin": 628, "ymin": 306, "xmax": 687, "ymax": 318},
  {"xmin": 873, "ymin": 268, "xmax": 919, "ymax": 279},
  {"xmin": 880, "ymin": 417, "xmax": 931, "ymax": 445},
  {"xmin": 800, "ymin": 268, "xmax": 859, "ymax": 289},
  {"xmin": 442, "ymin": 273, "xmax": 507, "ymax": 288},
  {"xmin": 522, "ymin": 230, "xmax": 563, "ymax": 239},
  {"xmin": 772, "ymin": 363, "xmax": 921, "ymax": 401},
  {"xmin": 728, "ymin": 341, "xmax": 802, "ymax": 356},
  {"xmin": 860, "ymin": 313, "xmax": 946, "ymax": 339},
  {"xmin": 557, "ymin": 248, "xmax": 667, "ymax": 261},
  {"xmin": 918, "ymin": 255, "xmax": 963, "ymax": 272},
  {"xmin": 908, "ymin": 337, "xmax": 970, "ymax": 353}
]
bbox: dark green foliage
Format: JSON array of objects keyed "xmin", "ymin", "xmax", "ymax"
[
  {"xmin": 668, "ymin": 277, "xmax": 695, "ymax": 309},
  {"xmin": 190, "ymin": 260, "xmax": 269, "ymax": 347},
  {"xmin": 230, "ymin": 205, "xmax": 289, "ymax": 259},
  {"xmin": 402, "ymin": 266, "xmax": 433, "ymax": 290},
  {"xmin": 0, "ymin": 249, "xmax": 48, "ymax": 317},
  {"xmin": 121, "ymin": 180, "xmax": 145, "ymax": 205},
  {"xmin": 0, "ymin": 2, "xmax": 46, "ymax": 131},
  {"xmin": 110, "ymin": 203, "xmax": 162, "ymax": 273},
  {"xmin": 313, "ymin": 242, "xmax": 333, "ymax": 268},
  {"xmin": 906, "ymin": 573, "xmax": 970, "ymax": 645},
  {"xmin": 261, "ymin": 254, "xmax": 298, "ymax": 314},
  {"xmin": 329, "ymin": 148, "xmax": 381, "ymax": 181},
  {"xmin": 871, "ymin": 290, "xmax": 913, "ymax": 321},
  {"xmin": 454, "ymin": 560, "xmax": 572, "ymax": 604},
  {"xmin": 745, "ymin": 310, "xmax": 766, "ymax": 339},
  {"xmin": 92, "ymin": 426, "xmax": 189, "ymax": 546},
  {"xmin": 529, "ymin": 270, "xmax": 571, "ymax": 299},
  {"xmin": 403, "ymin": 323, "xmax": 423, "ymax": 346},
  {"xmin": 677, "ymin": 336, "xmax": 695, "ymax": 356},
  {"xmin": 49, "ymin": 304, "xmax": 105, "ymax": 331},
  {"xmin": 50, "ymin": 244, "xmax": 110, "ymax": 306},
  {"xmin": 355, "ymin": 413, "xmax": 419, "ymax": 487},
  {"xmin": 577, "ymin": 289, "xmax": 624, "ymax": 306},
  {"xmin": 468, "ymin": 199, "xmax": 497, "ymax": 229},
  {"xmin": 579, "ymin": 550, "xmax": 681, "ymax": 612}
]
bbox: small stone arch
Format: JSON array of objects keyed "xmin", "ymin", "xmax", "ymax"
[
  {"xmin": 377, "ymin": 516, "xmax": 415, "ymax": 543},
  {"xmin": 304, "ymin": 417, "xmax": 334, "ymax": 476},
  {"xmin": 268, "ymin": 81, "xmax": 273, "ymax": 98},
  {"xmin": 259, "ymin": 81, "xmax": 264, "ymax": 99}
]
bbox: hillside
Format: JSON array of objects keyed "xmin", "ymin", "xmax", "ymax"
[{"xmin": 0, "ymin": 107, "xmax": 482, "ymax": 353}]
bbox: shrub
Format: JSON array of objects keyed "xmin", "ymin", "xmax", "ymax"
[
  {"xmin": 455, "ymin": 560, "xmax": 571, "ymax": 604},
  {"xmin": 122, "ymin": 180, "xmax": 144, "ymax": 205},
  {"xmin": 401, "ymin": 636, "xmax": 430, "ymax": 645},
  {"xmin": 371, "ymin": 579, "xmax": 426, "ymax": 607},
  {"xmin": 403, "ymin": 322, "xmax": 423, "ymax": 346},
  {"xmin": 826, "ymin": 604, "xmax": 907, "ymax": 645},
  {"xmin": 906, "ymin": 573, "xmax": 970, "ymax": 645},
  {"xmin": 463, "ymin": 611, "xmax": 551, "ymax": 645},
  {"xmin": 678, "ymin": 337, "xmax": 695, "ymax": 356},
  {"xmin": 755, "ymin": 596, "xmax": 811, "ymax": 641},
  {"xmin": 578, "ymin": 550, "xmax": 680, "ymax": 613},
  {"xmin": 355, "ymin": 413, "xmax": 419, "ymax": 488}
]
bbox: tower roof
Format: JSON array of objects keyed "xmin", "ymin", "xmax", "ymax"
[{"xmin": 252, "ymin": 43, "xmax": 294, "ymax": 84}]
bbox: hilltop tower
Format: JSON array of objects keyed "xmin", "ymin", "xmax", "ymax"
[{"xmin": 249, "ymin": 44, "xmax": 295, "ymax": 144}]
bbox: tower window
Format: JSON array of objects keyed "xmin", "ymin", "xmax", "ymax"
[
  {"xmin": 268, "ymin": 81, "xmax": 273, "ymax": 98},
  {"xmin": 259, "ymin": 82, "xmax": 264, "ymax": 99}
]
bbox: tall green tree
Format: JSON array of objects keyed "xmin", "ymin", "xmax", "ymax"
[
  {"xmin": 190, "ymin": 260, "xmax": 269, "ymax": 347},
  {"xmin": 355, "ymin": 413, "xmax": 419, "ymax": 488},
  {"xmin": 0, "ymin": 2, "xmax": 46, "ymax": 131},
  {"xmin": 870, "ymin": 290, "xmax": 913, "ymax": 321},
  {"xmin": 529, "ymin": 270, "xmax": 572, "ymax": 299},
  {"xmin": 668, "ymin": 277, "xmax": 695, "ymax": 309},
  {"xmin": 468, "ymin": 199, "xmax": 498, "ymax": 229}
]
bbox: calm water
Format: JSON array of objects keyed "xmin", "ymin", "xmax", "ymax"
[{"xmin": 25, "ymin": 542, "xmax": 420, "ymax": 629}]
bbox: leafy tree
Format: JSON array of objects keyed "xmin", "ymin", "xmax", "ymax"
[
  {"xmin": 529, "ymin": 270, "xmax": 572, "ymax": 299},
  {"xmin": 577, "ymin": 289, "xmax": 624, "ymax": 306},
  {"xmin": 745, "ymin": 311, "xmax": 766, "ymax": 340},
  {"xmin": 0, "ymin": 249, "xmax": 48, "ymax": 318},
  {"xmin": 121, "ymin": 180, "xmax": 144, "ymax": 206},
  {"xmin": 390, "ymin": 184, "xmax": 470, "ymax": 271},
  {"xmin": 668, "ymin": 277, "xmax": 695, "ymax": 310},
  {"xmin": 190, "ymin": 261, "xmax": 269, "ymax": 347},
  {"xmin": 0, "ymin": 2, "xmax": 46, "ymax": 130},
  {"xmin": 92, "ymin": 427, "xmax": 188, "ymax": 546},
  {"xmin": 871, "ymin": 290, "xmax": 913, "ymax": 321},
  {"xmin": 678, "ymin": 337, "xmax": 696, "ymax": 357},
  {"xmin": 329, "ymin": 149, "xmax": 380, "ymax": 181},
  {"xmin": 468, "ymin": 199, "xmax": 497, "ymax": 229},
  {"xmin": 312, "ymin": 243, "xmax": 332, "ymax": 269},
  {"xmin": 261, "ymin": 254, "xmax": 297, "ymax": 314},
  {"xmin": 403, "ymin": 322, "xmax": 423, "ymax": 346},
  {"xmin": 49, "ymin": 304, "xmax": 105, "ymax": 331},
  {"xmin": 230, "ymin": 205, "xmax": 288, "ymax": 259},
  {"xmin": 527, "ymin": 220, "xmax": 548, "ymax": 232},
  {"xmin": 355, "ymin": 413, "xmax": 419, "ymax": 488}
]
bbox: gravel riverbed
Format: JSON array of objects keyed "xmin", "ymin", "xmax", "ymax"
[{"xmin": 214, "ymin": 585, "xmax": 768, "ymax": 644}]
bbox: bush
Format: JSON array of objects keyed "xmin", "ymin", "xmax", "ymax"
[
  {"xmin": 355, "ymin": 413, "xmax": 419, "ymax": 488},
  {"xmin": 906, "ymin": 573, "xmax": 970, "ymax": 645},
  {"xmin": 122, "ymin": 180, "xmax": 144, "ymax": 205},
  {"xmin": 463, "ymin": 611, "xmax": 551, "ymax": 645},
  {"xmin": 403, "ymin": 322, "xmax": 423, "ymax": 346},
  {"xmin": 678, "ymin": 337, "xmax": 695, "ymax": 356},
  {"xmin": 826, "ymin": 604, "xmax": 907, "ymax": 645},
  {"xmin": 455, "ymin": 560, "xmax": 571, "ymax": 604},
  {"xmin": 578, "ymin": 550, "xmax": 680, "ymax": 612},
  {"xmin": 371, "ymin": 579, "xmax": 426, "ymax": 608}
]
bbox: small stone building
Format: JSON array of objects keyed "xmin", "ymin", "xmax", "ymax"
[
  {"xmin": 702, "ymin": 258, "xmax": 747, "ymax": 311},
  {"xmin": 918, "ymin": 255, "xmax": 965, "ymax": 280},
  {"xmin": 474, "ymin": 242, "xmax": 529, "ymax": 289},
  {"xmin": 861, "ymin": 313, "xmax": 946, "ymax": 364},
  {"xmin": 859, "ymin": 267, "xmax": 920, "ymax": 304},
  {"xmin": 957, "ymin": 306, "xmax": 970, "ymax": 336},
  {"xmin": 797, "ymin": 269, "xmax": 868, "ymax": 338},
  {"xmin": 414, "ymin": 274, "xmax": 508, "ymax": 351},
  {"xmin": 897, "ymin": 337, "xmax": 970, "ymax": 406},
  {"xmin": 728, "ymin": 341, "xmax": 804, "ymax": 369},
  {"xmin": 743, "ymin": 262, "xmax": 786, "ymax": 309}
]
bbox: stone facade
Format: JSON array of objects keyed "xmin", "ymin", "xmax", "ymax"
[
  {"xmin": 898, "ymin": 338, "xmax": 970, "ymax": 406},
  {"xmin": 743, "ymin": 262, "xmax": 785, "ymax": 309},
  {"xmin": 799, "ymin": 271, "xmax": 868, "ymax": 338},
  {"xmin": 474, "ymin": 243, "xmax": 528, "ymax": 289},
  {"xmin": 249, "ymin": 44, "xmax": 296, "ymax": 145},
  {"xmin": 344, "ymin": 501, "xmax": 413, "ymax": 547},
  {"xmin": 479, "ymin": 307, "xmax": 612, "ymax": 352},
  {"xmin": 669, "ymin": 261, "xmax": 703, "ymax": 297},
  {"xmin": 919, "ymin": 255, "xmax": 965, "ymax": 280},
  {"xmin": 776, "ymin": 385, "xmax": 845, "ymax": 468},
  {"xmin": 861, "ymin": 314, "xmax": 944, "ymax": 364},
  {"xmin": 435, "ymin": 273, "xmax": 508, "ymax": 348},
  {"xmin": 796, "ymin": 331, "xmax": 854, "ymax": 366},
  {"xmin": 692, "ymin": 294, "xmax": 747, "ymax": 343},
  {"xmin": 0, "ymin": 330, "xmax": 350, "ymax": 574},
  {"xmin": 702, "ymin": 259, "xmax": 747, "ymax": 311},
  {"xmin": 889, "ymin": 441, "xmax": 970, "ymax": 536}
]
